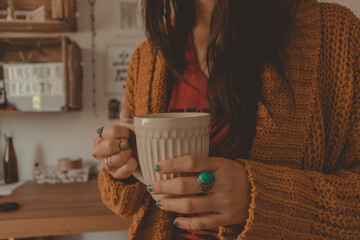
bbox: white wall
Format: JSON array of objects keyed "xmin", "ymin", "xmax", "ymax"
[
  {"xmin": 0, "ymin": 0, "xmax": 145, "ymax": 239},
  {"xmin": 319, "ymin": 0, "xmax": 360, "ymax": 17},
  {"xmin": 0, "ymin": 0, "xmax": 146, "ymax": 181},
  {"xmin": 0, "ymin": 0, "xmax": 358, "ymax": 240}
]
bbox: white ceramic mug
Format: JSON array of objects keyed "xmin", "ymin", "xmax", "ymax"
[{"xmin": 119, "ymin": 112, "xmax": 211, "ymax": 187}]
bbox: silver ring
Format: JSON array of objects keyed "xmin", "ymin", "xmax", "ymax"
[
  {"xmin": 197, "ymin": 172, "xmax": 215, "ymax": 194},
  {"xmin": 105, "ymin": 156, "xmax": 113, "ymax": 170},
  {"xmin": 119, "ymin": 140, "xmax": 129, "ymax": 151}
]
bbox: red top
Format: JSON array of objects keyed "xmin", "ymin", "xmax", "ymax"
[{"xmin": 168, "ymin": 35, "xmax": 243, "ymax": 240}]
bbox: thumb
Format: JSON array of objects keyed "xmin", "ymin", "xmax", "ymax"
[{"xmin": 119, "ymin": 108, "xmax": 134, "ymax": 123}]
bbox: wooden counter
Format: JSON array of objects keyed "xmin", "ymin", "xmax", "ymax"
[{"xmin": 0, "ymin": 177, "xmax": 132, "ymax": 239}]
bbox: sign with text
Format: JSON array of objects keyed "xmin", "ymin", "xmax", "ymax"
[
  {"xmin": 3, "ymin": 63, "xmax": 65, "ymax": 111},
  {"xmin": 106, "ymin": 46, "xmax": 136, "ymax": 95}
]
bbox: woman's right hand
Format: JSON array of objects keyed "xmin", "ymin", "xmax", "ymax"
[{"xmin": 92, "ymin": 109, "xmax": 139, "ymax": 179}]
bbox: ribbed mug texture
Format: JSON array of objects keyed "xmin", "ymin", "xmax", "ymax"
[{"xmin": 134, "ymin": 113, "xmax": 211, "ymax": 184}]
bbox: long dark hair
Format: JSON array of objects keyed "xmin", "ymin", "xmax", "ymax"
[{"xmin": 142, "ymin": 0, "xmax": 298, "ymax": 144}]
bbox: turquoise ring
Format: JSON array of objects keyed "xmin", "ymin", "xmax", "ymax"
[
  {"xmin": 197, "ymin": 172, "xmax": 215, "ymax": 194},
  {"xmin": 97, "ymin": 126, "xmax": 104, "ymax": 139}
]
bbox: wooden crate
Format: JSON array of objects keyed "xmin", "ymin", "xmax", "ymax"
[
  {"xmin": 0, "ymin": 0, "xmax": 76, "ymax": 32},
  {"xmin": 0, "ymin": 36, "xmax": 82, "ymax": 111}
]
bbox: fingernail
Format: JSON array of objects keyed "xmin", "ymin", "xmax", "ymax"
[
  {"xmin": 154, "ymin": 164, "xmax": 161, "ymax": 172},
  {"xmin": 156, "ymin": 200, "xmax": 162, "ymax": 207},
  {"xmin": 147, "ymin": 185, "xmax": 152, "ymax": 192},
  {"xmin": 173, "ymin": 221, "xmax": 180, "ymax": 227},
  {"xmin": 125, "ymin": 115, "xmax": 133, "ymax": 119}
]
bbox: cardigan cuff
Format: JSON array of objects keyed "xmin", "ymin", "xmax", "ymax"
[
  {"xmin": 98, "ymin": 169, "xmax": 147, "ymax": 217},
  {"xmin": 235, "ymin": 159, "xmax": 317, "ymax": 239},
  {"xmin": 219, "ymin": 159, "xmax": 318, "ymax": 240}
]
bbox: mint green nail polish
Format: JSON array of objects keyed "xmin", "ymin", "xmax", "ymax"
[
  {"xmin": 156, "ymin": 200, "xmax": 162, "ymax": 207},
  {"xmin": 147, "ymin": 185, "xmax": 152, "ymax": 192},
  {"xmin": 154, "ymin": 165, "xmax": 161, "ymax": 172},
  {"xmin": 125, "ymin": 115, "xmax": 133, "ymax": 119},
  {"xmin": 173, "ymin": 222, "xmax": 179, "ymax": 227}
]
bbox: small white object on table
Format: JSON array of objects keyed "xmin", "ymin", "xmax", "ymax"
[
  {"xmin": 0, "ymin": 181, "xmax": 27, "ymax": 196},
  {"xmin": 35, "ymin": 162, "xmax": 94, "ymax": 184}
]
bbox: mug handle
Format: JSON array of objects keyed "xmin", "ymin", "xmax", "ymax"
[{"xmin": 118, "ymin": 122, "xmax": 146, "ymax": 185}]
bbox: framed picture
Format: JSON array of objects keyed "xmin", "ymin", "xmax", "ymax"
[
  {"xmin": 105, "ymin": 46, "xmax": 137, "ymax": 95},
  {"xmin": 114, "ymin": 0, "xmax": 144, "ymax": 36}
]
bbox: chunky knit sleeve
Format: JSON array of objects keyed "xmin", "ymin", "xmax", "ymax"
[
  {"xmin": 98, "ymin": 170, "xmax": 147, "ymax": 217},
  {"xmin": 235, "ymin": 66, "xmax": 360, "ymax": 238},
  {"xmin": 97, "ymin": 44, "xmax": 148, "ymax": 217},
  {"xmin": 221, "ymin": 7, "xmax": 360, "ymax": 240},
  {"xmin": 238, "ymin": 154, "xmax": 360, "ymax": 239},
  {"xmin": 123, "ymin": 44, "xmax": 142, "ymax": 111}
]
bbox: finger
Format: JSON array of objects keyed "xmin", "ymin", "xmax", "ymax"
[
  {"xmin": 149, "ymin": 177, "xmax": 202, "ymax": 195},
  {"xmin": 119, "ymin": 108, "xmax": 134, "ymax": 123},
  {"xmin": 157, "ymin": 195, "xmax": 217, "ymax": 214},
  {"xmin": 93, "ymin": 139, "xmax": 124, "ymax": 158},
  {"xmin": 92, "ymin": 132, "xmax": 101, "ymax": 145},
  {"xmin": 110, "ymin": 157, "xmax": 139, "ymax": 179},
  {"xmin": 101, "ymin": 125, "xmax": 130, "ymax": 140},
  {"xmin": 99, "ymin": 148, "xmax": 133, "ymax": 171},
  {"xmin": 110, "ymin": 147, "xmax": 132, "ymax": 168},
  {"xmin": 174, "ymin": 213, "xmax": 229, "ymax": 231},
  {"xmin": 156, "ymin": 156, "xmax": 221, "ymax": 174}
]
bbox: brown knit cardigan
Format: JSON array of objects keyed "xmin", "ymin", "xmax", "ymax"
[{"xmin": 98, "ymin": 1, "xmax": 360, "ymax": 239}]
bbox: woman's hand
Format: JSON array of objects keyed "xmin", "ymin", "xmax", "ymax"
[
  {"xmin": 148, "ymin": 156, "xmax": 251, "ymax": 230},
  {"xmin": 92, "ymin": 109, "xmax": 138, "ymax": 179}
]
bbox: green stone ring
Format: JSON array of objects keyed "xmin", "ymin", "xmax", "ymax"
[
  {"xmin": 97, "ymin": 126, "xmax": 104, "ymax": 139},
  {"xmin": 197, "ymin": 171, "xmax": 215, "ymax": 194}
]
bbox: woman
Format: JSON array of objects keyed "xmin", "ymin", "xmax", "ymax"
[{"xmin": 92, "ymin": 0, "xmax": 360, "ymax": 239}]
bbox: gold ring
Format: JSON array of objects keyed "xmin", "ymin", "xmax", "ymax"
[{"xmin": 105, "ymin": 156, "xmax": 113, "ymax": 170}]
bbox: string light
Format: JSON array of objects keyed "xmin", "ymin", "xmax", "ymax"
[{"xmin": 88, "ymin": 0, "xmax": 97, "ymax": 117}]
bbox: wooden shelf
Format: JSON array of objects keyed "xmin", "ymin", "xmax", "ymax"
[
  {"xmin": 0, "ymin": 109, "xmax": 21, "ymax": 113},
  {"xmin": 0, "ymin": 36, "xmax": 83, "ymax": 112},
  {"xmin": 0, "ymin": 0, "xmax": 77, "ymax": 32},
  {"xmin": 0, "ymin": 109, "xmax": 79, "ymax": 113}
]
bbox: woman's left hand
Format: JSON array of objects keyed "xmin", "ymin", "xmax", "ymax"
[{"xmin": 148, "ymin": 156, "xmax": 251, "ymax": 230}]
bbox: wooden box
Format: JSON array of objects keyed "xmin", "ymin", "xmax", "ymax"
[
  {"xmin": 0, "ymin": 36, "xmax": 82, "ymax": 111},
  {"xmin": 0, "ymin": 0, "xmax": 76, "ymax": 32}
]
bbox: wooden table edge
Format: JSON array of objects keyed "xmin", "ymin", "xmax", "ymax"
[{"xmin": 0, "ymin": 214, "xmax": 132, "ymax": 239}]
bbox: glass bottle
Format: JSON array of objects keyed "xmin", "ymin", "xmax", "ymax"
[
  {"xmin": 3, "ymin": 136, "xmax": 19, "ymax": 183},
  {"xmin": 0, "ymin": 80, "xmax": 6, "ymax": 109},
  {"xmin": 6, "ymin": 0, "xmax": 15, "ymax": 21}
]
